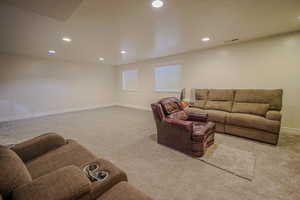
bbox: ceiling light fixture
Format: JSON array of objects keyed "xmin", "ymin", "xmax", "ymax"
[
  {"xmin": 152, "ymin": 0, "xmax": 164, "ymax": 8},
  {"xmin": 99, "ymin": 57, "xmax": 104, "ymax": 61},
  {"xmin": 120, "ymin": 50, "xmax": 127, "ymax": 54},
  {"xmin": 62, "ymin": 37, "xmax": 72, "ymax": 42},
  {"xmin": 48, "ymin": 50, "xmax": 56, "ymax": 55},
  {"xmin": 201, "ymin": 37, "xmax": 210, "ymax": 42}
]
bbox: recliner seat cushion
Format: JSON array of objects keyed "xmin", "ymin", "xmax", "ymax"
[
  {"xmin": 227, "ymin": 113, "xmax": 280, "ymax": 133},
  {"xmin": 232, "ymin": 103, "xmax": 269, "ymax": 116},
  {"xmin": 0, "ymin": 146, "xmax": 32, "ymax": 198},
  {"xmin": 26, "ymin": 140, "xmax": 97, "ymax": 179},
  {"xmin": 168, "ymin": 111, "xmax": 188, "ymax": 121}
]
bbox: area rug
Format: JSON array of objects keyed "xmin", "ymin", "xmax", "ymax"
[{"xmin": 197, "ymin": 144, "xmax": 256, "ymax": 181}]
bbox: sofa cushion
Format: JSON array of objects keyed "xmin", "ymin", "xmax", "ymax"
[
  {"xmin": 234, "ymin": 89, "xmax": 282, "ymax": 111},
  {"xmin": 232, "ymin": 103, "xmax": 269, "ymax": 116},
  {"xmin": 227, "ymin": 113, "xmax": 280, "ymax": 133},
  {"xmin": 206, "ymin": 110, "xmax": 228, "ymax": 123},
  {"xmin": 11, "ymin": 133, "xmax": 66, "ymax": 162},
  {"xmin": 12, "ymin": 166, "xmax": 91, "ymax": 200},
  {"xmin": 205, "ymin": 101, "xmax": 232, "ymax": 112},
  {"xmin": 186, "ymin": 107, "xmax": 205, "ymax": 113},
  {"xmin": 195, "ymin": 89, "xmax": 208, "ymax": 100},
  {"xmin": 191, "ymin": 100, "xmax": 206, "ymax": 109},
  {"xmin": 208, "ymin": 89, "xmax": 234, "ymax": 101},
  {"xmin": 0, "ymin": 146, "xmax": 32, "ymax": 198},
  {"xmin": 26, "ymin": 140, "xmax": 98, "ymax": 179}
]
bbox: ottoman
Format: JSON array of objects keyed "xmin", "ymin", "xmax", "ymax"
[
  {"xmin": 191, "ymin": 121, "xmax": 215, "ymax": 157},
  {"xmin": 97, "ymin": 182, "xmax": 153, "ymax": 200}
]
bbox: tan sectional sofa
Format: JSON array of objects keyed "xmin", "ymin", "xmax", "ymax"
[{"xmin": 186, "ymin": 89, "xmax": 283, "ymax": 145}]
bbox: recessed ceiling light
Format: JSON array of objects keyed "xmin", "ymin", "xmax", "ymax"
[
  {"xmin": 48, "ymin": 50, "xmax": 56, "ymax": 55},
  {"xmin": 201, "ymin": 37, "xmax": 210, "ymax": 42},
  {"xmin": 152, "ymin": 0, "xmax": 164, "ymax": 8},
  {"xmin": 99, "ymin": 57, "xmax": 104, "ymax": 61},
  {"xmin": 62, "ymin": 37, "xmax": 72, "ymax": 42},
  {"xmin": 120, "ymin": 50, "xmax": 127, "ymax": 54}
]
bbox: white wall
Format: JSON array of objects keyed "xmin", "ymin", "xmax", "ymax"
[
  {"xmin": 116, "ymin": 32, "xmax": 300, "ymax": 129},
  {"xmin": 0, "ymin": 54, "xmax": 116, "ymax": 122}
]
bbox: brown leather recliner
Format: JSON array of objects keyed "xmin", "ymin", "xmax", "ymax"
[{"xmin": 151, "ymin": 97, "xmax": 216, "ymax": 157}]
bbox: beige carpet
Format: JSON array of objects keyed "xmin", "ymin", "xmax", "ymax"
[
  {"xmin": 1, "ymin": 106, "xmax": 300, "ymax": 200},
  {"xmin": 198, "ymin": 144, "xmax": 256, "ymax": 181}
]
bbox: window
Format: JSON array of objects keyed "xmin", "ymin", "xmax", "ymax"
[
  {"xmin": 154, "ymin": 64, "xmax": 182, "ymax": 92},
  {"xmin": 122, "ymin": 69, "xmax": 139, "ymax": 91}
]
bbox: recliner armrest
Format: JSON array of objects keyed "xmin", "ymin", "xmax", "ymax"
[
  {"xmin": 13, "ymin": 166, "xmax": 91, "ymax": 200},
  {"xmin": 266, "ymin": 111, "xmax": 282, "ymax": 121},
  {"xmin": 186, "ymin": 111, "xmax": 208, "ymax": 122},
  {"xmin": 11, "ymin": 133, "xmax": 66, "ymax": 162},
  {"xmin": 164, "ymin": 118, "xmax": 193, "ymax": 132}
]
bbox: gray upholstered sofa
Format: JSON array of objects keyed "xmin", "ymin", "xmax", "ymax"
[{"xmin": 185, "ymin": 89, "xmax": 283, "ymax": 144}]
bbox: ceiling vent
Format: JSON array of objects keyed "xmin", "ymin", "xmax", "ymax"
[{"xmin": 224, "ymin": 38, "xmax": 239, "ymax": 43}]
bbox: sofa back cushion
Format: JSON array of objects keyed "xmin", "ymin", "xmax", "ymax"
[
  {"xmin": 208, "ymin": 89, "xmax": 234, "ymax": 101},
  {"xmin": 204, "ymin": 89, "xmax": 234, "ymax": 112},
  {"xmin": 234, "ymin": 89, "xmax": 282, "ymax": 111},
  {"xmin": 0, "ymin": 146, "xmax": 32, "ymax": 198},
  {"xmin": 190, "ymin": 89, "xmax": 209, "ymax": 109},
  {"xmin": 195, "ymin": 89, "xmax": 209, "ymax": 100},
  {"xmin": 232, "ymin": 103, "xmax": 269, "ymax": 116}
]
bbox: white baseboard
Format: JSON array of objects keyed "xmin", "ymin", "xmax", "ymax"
[
  {"xmin": 2, "ymin": 104, "xmax": 299, "ymax": 134},
  {"xmin": 115, "ymin": 104, "xmax": 151, "ymax": 111},
  {"xmin": 0, "ymin": 104, "xmax": 115, "ymax": 123},
  {"xmin": 281, "ymin": 127, "xmax": 300, "ymax": 134}
]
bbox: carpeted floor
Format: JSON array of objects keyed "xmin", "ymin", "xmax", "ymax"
[{"xmin": 1, "ymin": 106, "xmax": 300, "ymax": 200}]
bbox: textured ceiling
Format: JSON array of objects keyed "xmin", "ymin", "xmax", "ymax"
[
  {"xmin": 1, "ymin": 0, "xmax": 83, "ymax": 21},
  {"xmin": 0, "ymin": 0, "xmax": 300, "ymax": 66}
]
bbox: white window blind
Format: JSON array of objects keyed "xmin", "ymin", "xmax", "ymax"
[
  {"xmin": 154, "ymin": 64, "xmax": 182, "ymax": 92},
  {"xmin": 122, "ymin": 69, "xmax": 139, "ymax": 91}
]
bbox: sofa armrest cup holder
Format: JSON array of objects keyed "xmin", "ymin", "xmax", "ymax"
[{"xmin": 83, "ymin": 163, "xmax": 109, "ymax": 182}]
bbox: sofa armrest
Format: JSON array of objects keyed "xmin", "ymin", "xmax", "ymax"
[
  {"xmin": 11, "ymin": 133, "xmax": 66, "ymax": 162},
  {"xmin": 13, "ymin": 166, "xmax": 91, "ymax": 200},
  {"xmin": 186, "ymin": 111, "xmax": 208, "ymax": 122},
  {"xmin": 266, "ymin": 111, "xmax": 282, "ymax": 121},
  {"xmin": 164, "ymin": 118, "xmax": 193, "ymax": 132}
]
